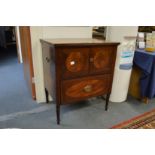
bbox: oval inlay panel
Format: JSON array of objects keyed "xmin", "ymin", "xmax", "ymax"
[
  {"xmin": 65, "ymin": 79, "xmax": 103, "ymax": 98},
  {"xmin": 62, "ymin": 75, "xmax": 111, "ymax": 102},
  {"xmin": 66, "ymin": 52, "xmax": 84, "ymax": 72},
  {"xmin": 93, "ymin": 51, "xmax": 109, "ymax": 69}
]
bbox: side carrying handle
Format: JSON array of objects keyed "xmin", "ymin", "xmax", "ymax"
[{"xmin": 46, "ymin": 57, "xmax": 50, "ymax": 63}]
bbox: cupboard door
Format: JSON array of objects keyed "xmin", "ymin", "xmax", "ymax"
[
  {"xmin": 58, "ymin": 47, "xmax": 89, "ymax": 79},
  {"xmin": 89, "ymin": 46, "xmax": 114, "ymax": 74}
]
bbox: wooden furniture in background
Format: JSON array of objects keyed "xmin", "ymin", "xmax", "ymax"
[
  {"xmin": 129, "ymin": 49, "xmax": 155, "ymax": 104},
  {"xmin": 129, "ymin": 66, "xmax": 141, "ymax": 99},
  {"xmin": 138, "ymin": 26, "xmax": 155, "ymax": 33},
  {"xmin": 129, "ymin": 66, "xmax": 149, "ymax": 104},
  {"xmin": 41, "ymin": 38, "xmax": 119, "ymax": 124}
]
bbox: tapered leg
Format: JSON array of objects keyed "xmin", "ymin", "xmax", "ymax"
[
  {"xmin": 100, "ymin": 95, "xmax": 106, "ymax": 100},
  {"xmin": 105, "ymin": 93, "xmax": 110, "ymax": 111},
  {"xmin": 56, "ymin": 105, "xmax": 60, "ymax": 125},
  {"xmin": 45, "ymin": 88, "xmax": 49, "ymax": 103}
]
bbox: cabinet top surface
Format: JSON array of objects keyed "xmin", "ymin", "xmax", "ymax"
[{"xmin": 40, "ymin": 38, "xmax": 120, "ymax": 46}]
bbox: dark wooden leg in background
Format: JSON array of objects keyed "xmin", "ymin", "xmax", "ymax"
[
  {"xmin": 56, "ymin": 105, "xmax": 60, "ymax": 124},
  {"xmin": 105, "ymin": 93, "xmax": 110, "ymax": 111},
  {"xmin": 45, "ymin": 88, "xmax": 49, "ymax": 103},
  {"xmin": 100, "ymin": 95, "xmax": 106, "ymax": 100}
]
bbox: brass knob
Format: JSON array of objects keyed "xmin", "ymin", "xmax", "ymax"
[
  {"xmin": 83, "ymin": 85, "xmax": 92, "ymax": 93},
  {"xmin": 90, "ymin": 58, "xmax": 94, "ymax": 62}
]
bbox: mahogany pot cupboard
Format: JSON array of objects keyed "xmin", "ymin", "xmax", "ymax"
[{"xmin": 40, "ymin": 38, "xmax": 119, "ymax": 124}]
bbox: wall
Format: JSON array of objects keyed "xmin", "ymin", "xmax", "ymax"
[
  {"xmin": 106, "ymin": 26, "xmax": 138, "ymax": 42},
  {"xmin": 30, "ymin": 26, "xmax": 92, "ymax": 103},
  {"xmin": 30, "ymin": 26, "xmax": 138, "ymax": 103}
]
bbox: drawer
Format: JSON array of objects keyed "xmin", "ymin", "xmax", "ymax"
[
  {"xmin": 89, "ymin": 46, "xmax": 114, "ymax": 74},
  {"xmin": 61, "ymin": 75, "xmax": 111, "ymax": 103},
  {"xmin": 57, "ymin": 47, "xmax": 89, "ymax": 79}
]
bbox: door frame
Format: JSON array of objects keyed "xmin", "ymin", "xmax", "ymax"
[
  {"xmin": 19, "ymin": 26, "xmax": 36, "ymax": 100},
  {"xmin": 15, "ymin": 26, "xmax": 23, "ymax": 63}
]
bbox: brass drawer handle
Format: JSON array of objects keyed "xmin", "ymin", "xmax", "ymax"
[{"xmin": 83, "ymin": 85, "xmax": 92, "ymax": 93}]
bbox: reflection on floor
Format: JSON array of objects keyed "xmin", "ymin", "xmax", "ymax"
[{"xmin": 0, "ymin": 45, "xmax": 155, "ymax": 129}]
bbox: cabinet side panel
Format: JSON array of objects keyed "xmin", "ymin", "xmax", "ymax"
[
  {"xmin": 109, "ymin": 45, "xmax": 118, "ymax": 92},
  {"xmin": 41, "ymin": 42, "xmax": 56, "ymax": 100}
]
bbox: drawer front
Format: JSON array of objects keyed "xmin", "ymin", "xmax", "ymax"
[
  {"xmin": 61, "ymin": 75, "xmax": 111, "ymax": 103},
  {"xmin": 89, "ymin": 46, "xmax": 114, "ymax": 74},
  {"xmin": 57, "ymin": 47, "xmax": 89, "ymax": 79}
]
